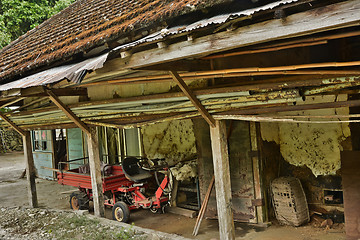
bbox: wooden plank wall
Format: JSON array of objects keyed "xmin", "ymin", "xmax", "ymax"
[{"xmin": 341, "ymin": 151, "xmax": 360, "ymax": 240}]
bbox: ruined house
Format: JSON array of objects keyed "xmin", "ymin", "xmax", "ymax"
[{"xmin": 0, "ymin": 0, "xmax": 359, "ymax": 239}]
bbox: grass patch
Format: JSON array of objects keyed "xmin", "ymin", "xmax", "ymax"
[{"xmin": 45, "ymin": 214, "xmax": 139, "ymax": 240}]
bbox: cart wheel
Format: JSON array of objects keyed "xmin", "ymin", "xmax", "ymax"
[
  {"xmin": 112, "ymin": 201, "xmax": 130, "ymax": 223},
  {"xmin": 69, "ymin": 191, "xmax": 89, "ymax": 210},
  {"xmin": 150, "ymin": 206, "xmax": 159, "ymax": 214}
]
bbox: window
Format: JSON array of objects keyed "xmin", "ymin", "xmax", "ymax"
[
  {"xmin": 98, "ymin": 127, "xmax": 142, "ymax": 164},
  {"xmin": 55, "ymin": 129, "xmax": 66, "ymax": 141},
  {"xmin": 32, "ymin": 130, "xmax": 52, "ymax": 152}
]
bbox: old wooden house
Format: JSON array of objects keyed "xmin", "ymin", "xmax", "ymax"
[{"xmin": 0, "ymin": 0, "xmax": 359, "ymax": 239}]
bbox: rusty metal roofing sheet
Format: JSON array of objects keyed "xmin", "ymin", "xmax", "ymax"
[
  {"xmin": 114, "ymin": 0, "xmax": 299, "ymax": 51},
  {"xmin": 0, "ymin": 53, "xmax": 108, "ymax": 91}
]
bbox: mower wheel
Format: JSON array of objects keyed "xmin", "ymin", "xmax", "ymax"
[
  {"xmin": 69, "ymin": 191, "xmax": 89, "ymax": 210},
  {"xmin": 150, "ymin": 206, "xmax": 159, "ymax": 214},
  {"xmin": 112, "ymin": 201, "xmax": 130, "ymax": 223}
]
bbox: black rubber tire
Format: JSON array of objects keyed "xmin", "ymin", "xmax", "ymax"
[
  {"xmin": 69, "ymin": 191, "xmax": 89, "ymax": 210},
  {"xmin": 150, "ymin": 206, "xmax": 159, "ymax": 214},
  {"xmin": 112, "ymin": 201, "xmax": 130, "ymax": 223}
]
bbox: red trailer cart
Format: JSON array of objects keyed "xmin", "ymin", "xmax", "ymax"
[{"xmin": 56, "ymin": 157, "xmax": 170, "ymax": 222}]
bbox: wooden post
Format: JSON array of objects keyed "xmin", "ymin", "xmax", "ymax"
[
  {"xmin": 170, "ymin": 179, "xmax": 179, "ymax": 207},
  {"xmin": 249, "ymin": 122, "xmax": 265, "ymax": 223},
  {"xmin": 46, "ymin": 89, "xmax": 90, "ymax": 135},
  {"xmin": 210, "ymin": 120, "xmax": 235, "ymax": 240},
  {"xmin": 23, "ymin": 131, "xmax": 38, "ymax": 208},
  {"xmin": 86, "ymin": 127, "xmax": 105, "ymax": 217}
]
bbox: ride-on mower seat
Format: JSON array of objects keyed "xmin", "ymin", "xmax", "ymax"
[{"xmin": 122, "ymin": 157, "xmax": 152, "ymax": 183}]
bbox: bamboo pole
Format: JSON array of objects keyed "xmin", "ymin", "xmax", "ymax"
[
  {"xmin": 203, "ymin": 29, "xmax": 360, "ymax": 60},
  {"xmin": 0, "ymin": 97, "xmax": 26, "ymax": 109},
  {"xmin": 214, "ymin": 114, "xmax": 360, "ymax": 123},
  {"xmin": 193, "ymin": 176, "xmax": 215, "ymax": 236},
  {"xmin": 202, "ymin": 40, "xmax": 328, "ymax": 59},
  {"xmin": 80, "ymin": 69, "xmax": 360, "ymax": 86}
]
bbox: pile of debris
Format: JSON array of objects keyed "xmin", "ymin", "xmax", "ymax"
[
  {"xmin": 310, "ymin": 207, "xmax": 345, "ymax": 230},
  {"xmin": 0, "ymin": 128, "xmax": 23, "ymax": 153}
]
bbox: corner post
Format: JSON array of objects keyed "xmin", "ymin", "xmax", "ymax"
[
  {"xmin": 86, "ymin": 127, "xmax": 105, "ymax": 217},
  {"xmin": 23, "ymin": 131, "xmax": 38, "ymax": 208},
  {"xmin": 210, "ymin": 120, "xmax": 235, "ymax": 240}
]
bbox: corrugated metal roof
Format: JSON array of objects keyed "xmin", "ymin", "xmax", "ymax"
[
  {"xmin": 0, "ymin": 53, "xmax": 108, "ymax": 91},
  {"xmin": 114, "ymin": 0, "xmax": 299, "ymax": 51}
]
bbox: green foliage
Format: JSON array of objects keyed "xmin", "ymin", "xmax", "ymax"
[{"xmin": 0, "ymin": 0, "xmax": 76, "ymax": 49}]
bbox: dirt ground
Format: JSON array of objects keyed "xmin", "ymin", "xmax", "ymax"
[{"xmin": 0, "ymin": 152, "xmax": 346, "ymax": 240}]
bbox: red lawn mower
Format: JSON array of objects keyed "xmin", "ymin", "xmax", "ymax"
[{"xmin": 57, "ymin": 157, "xmax": 170, "ymax": 222}]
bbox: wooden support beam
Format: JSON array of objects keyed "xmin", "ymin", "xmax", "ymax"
[
  {"xmin": 0, "ymin": 112, "xmax": 25, "ymax": 136},
  {"xmin": 46, "ymin": 89, "xmax": 90, "ymax": 135},
  {"xmin": 86, "ymin": 127, "xmax": 105, "ymax": 217},
  {"xmin": 0, "ymin": 97, "xmax": 25, "ymax": 109},
  {"xmin": 23, "ymin": 131, "xmax": 38, "ymax": 208},
  {"xmin": 11, "ymin": 97, "xmax": 49, "ymax": 112},
  {"xmin": 169, "ymin": 71, "xmax": 216, "ymax": 127},
  {"xmin": 210, "ymin": 120, "xmax": 235, "ymax": 240},
  {"xmin": 218, "ymin": 99, "xmax": 360, "ymax": 115},
  {"xmin": 113, "ymin": 0, "xmax": 360, "ymax": 70},
  {"xmin": 249, "ymin": 122, "xmax": 265, "ymax": 224},
  {"xmin": 20, "ymin": 87, "xmax": 88, "ymax": 98},
  {"xmin": 193, "ymin": 175, "xmax": 215, "ymax": 236}
]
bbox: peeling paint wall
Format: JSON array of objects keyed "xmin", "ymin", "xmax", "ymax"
[
  {"xmin": 141, "ymin": 120, "xmax": 197, "ymax": 165},
  {"xmin": 87, "ymin": 80, "xmax": 205, "ymax": 167},
  {"xmin": 261, "ymin": 95, "xmax": 351, "ymax": 176}
]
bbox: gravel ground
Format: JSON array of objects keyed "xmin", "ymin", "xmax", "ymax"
[
  {"xmin": 0, "ymin": 206, "xmax": 189, "ymax": 240},
  {"xmin": 0, "ymin": 207, "xmax": 142, "ymax": 240}
]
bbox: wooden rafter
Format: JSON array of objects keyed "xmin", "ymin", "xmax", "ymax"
[
  {"xmin": 0, "ymin": 97, "xmax": 25, "ymax": 109},
  {"xmin": 169, "ymin": 71, "xmax": 216, "ymax": 127},
  {"xmin": 217, "ymin": 99, "xmax": 360, "ymax": 115},
  {"xmin": 0, "ymin": 112, "xmax": 25, "ymax": 136},
  {"xmin": 46, "ymin": 89, "xmax": 90, "ymax": 135},
  {"xmin": 10, "ymin": 97, "xmax": 48, "ymax": 113},
  {"xmin": 0, "ymin": 86, "xmax": 87, "ymax": 100}
]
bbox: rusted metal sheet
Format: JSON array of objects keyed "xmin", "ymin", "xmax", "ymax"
[
  {"xmin": 341, "ymin": 151, "xmax": 360, "ymax": 240},
  {"xmin": 113, "ymin": 0, "xmax": 299, "ymax": 52},
  {"xmin": 0, "ymin": 53, "xmax": 108, "ymax": 91}
]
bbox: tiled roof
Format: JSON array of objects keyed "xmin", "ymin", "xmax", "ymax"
[{"xmin": 0, "ymin": 0, "xmax": 230, "ymax": 83}]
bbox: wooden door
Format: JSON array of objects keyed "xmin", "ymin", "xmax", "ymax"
[
  {"xmin": 195, "ymin": 119, "xmax": 257, "ymax": 222},
  {"xmin": 32, "ymin": 130, "xmax": 54, "ymax": 180}
]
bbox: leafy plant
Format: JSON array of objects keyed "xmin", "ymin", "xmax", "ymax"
[{"xmin": 0, "ymin": 0, "xmax": 76, "ymax": 49}]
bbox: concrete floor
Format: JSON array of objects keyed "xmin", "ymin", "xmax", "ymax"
[{"xmin": 0, "ymin": 152, "xmax": 346, "ymax": 240}]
